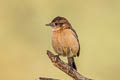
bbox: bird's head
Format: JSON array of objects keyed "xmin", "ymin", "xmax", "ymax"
[{"xmin": 46, "ymin": 16, "xmax": 71, "ymax": 31}]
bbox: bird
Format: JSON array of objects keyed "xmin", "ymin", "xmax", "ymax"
[{"xmin": 46, "ymin": 16, "xmax": 80, "ymax": 70}]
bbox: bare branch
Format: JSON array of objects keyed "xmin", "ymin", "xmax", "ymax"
[
  {"xmin": 36, "ymin": 50, "xmax": 93, "ymax": 80},
  {"xmin": 47, "ymin": 50, "xmax": 92, "ymax": 80},
  {"xmin": 36, "ymin": 77, "xmax": 59, "ymax": 80}
]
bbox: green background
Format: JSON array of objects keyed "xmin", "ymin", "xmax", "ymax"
[{"xmin": 0, "ymin": 0, "xmax": 120, "ymax": 80}]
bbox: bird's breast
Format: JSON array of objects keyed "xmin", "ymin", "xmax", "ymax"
[{"xmin": 51, "ymin": 29, "xmax": 79, "ymax": 57}]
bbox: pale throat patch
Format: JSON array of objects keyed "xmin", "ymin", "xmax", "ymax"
[{"xmin": 52, "ymin": 27, "xmax": 61, "ymax": 32}]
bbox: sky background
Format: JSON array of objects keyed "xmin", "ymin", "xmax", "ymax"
[{"xmin": 0, "ymin": 0, "xmax": 120, "ymax": 80}]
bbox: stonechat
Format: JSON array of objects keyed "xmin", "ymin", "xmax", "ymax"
[{"xmin": 46, "ymin": 16, "xmax": 80, "ymax": 70}]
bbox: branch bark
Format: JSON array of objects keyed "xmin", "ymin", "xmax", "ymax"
[
  {"xmin": 37, "ymin": 50, "xmax": 92, "ymax": 80},
  {"xmin": 36, "ymin": 77, "xmax": 59, "ymax": 80}
]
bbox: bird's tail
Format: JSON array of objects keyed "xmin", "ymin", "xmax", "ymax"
[{"xmin": 67, "ymin": 57, "xmax": 77, "ymax": 70}]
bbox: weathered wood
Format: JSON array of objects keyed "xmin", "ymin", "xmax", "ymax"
[
  {"xmin": 36, "ymin": 50, "xmax": 92, "ymax": 80},
  {"xmin": 47, "ymin": 50, "xmax": 92, "ymax": 80},
  {"xmin": 36, "ymin": 77, "xmax": 59, "ymax": 80}
]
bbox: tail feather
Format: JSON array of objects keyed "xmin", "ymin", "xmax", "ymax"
[{"xmin": 67, "ymin": 57, "xmax": 77, "ymax": 70}]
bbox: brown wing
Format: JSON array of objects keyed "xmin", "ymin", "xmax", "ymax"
[{"xmin": 70, "ymin": 27, "xmax": 80, "ymax": 57}]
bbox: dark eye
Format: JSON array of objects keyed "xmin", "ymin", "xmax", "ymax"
[{"xmin": 55, "ymin": 23, "xmax": 58, "ymax": 25}]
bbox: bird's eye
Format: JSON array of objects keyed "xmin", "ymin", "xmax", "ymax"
[{"xmin": 55, "ymin": 23, "xmax": 58, "ymax": 25}]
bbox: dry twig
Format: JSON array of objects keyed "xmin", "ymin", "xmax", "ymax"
[
  {"xmin": 36, "ymin": 77, "xmax": 59, "ymax": 80},
  {"xmin": 37, "ymin": 50, "xmax": 92, "ymax": 80}
]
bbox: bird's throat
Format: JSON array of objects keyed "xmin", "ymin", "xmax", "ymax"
[{"xmin": 52, "ymin": 27, "xmax": 61, "ymax": 32}]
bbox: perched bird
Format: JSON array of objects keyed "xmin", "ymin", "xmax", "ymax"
[{"xmin": 46, "ymin": 16, "xmax": 80, "ymax": 70}]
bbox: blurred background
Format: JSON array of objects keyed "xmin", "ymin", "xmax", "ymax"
[{"xmin": 0, "ymin": 0, "xmax": 120, "ymax": 80}]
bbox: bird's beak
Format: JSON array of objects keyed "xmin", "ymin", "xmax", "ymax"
[{"xmin": 45, "ymin": 23, "xmax": 52, "ymax": 26}]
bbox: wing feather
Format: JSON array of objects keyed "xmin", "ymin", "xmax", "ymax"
[{"xmin": 70, "ymin": 27, "xmax": 80, "ymax": 57}]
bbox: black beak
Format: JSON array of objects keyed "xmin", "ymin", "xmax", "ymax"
[{"xmin": 45, "ymin": 23, "xmax": 52, "ymax": 26}]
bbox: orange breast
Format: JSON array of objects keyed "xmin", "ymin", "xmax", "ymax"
[{"xmin": 52, "ymin": 29, "xmax": 79, "ymax": 57}]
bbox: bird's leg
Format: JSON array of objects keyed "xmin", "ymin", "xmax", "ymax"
[
  {"xmin": 54, "ymin": 54, "xmax": 60, "ymax": 58},
  {"xmin": 54, "ymin": 54, "xmax": 61, "ymax": 62}
]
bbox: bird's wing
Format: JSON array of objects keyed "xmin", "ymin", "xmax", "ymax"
[{"xmin": 70, "ymin": 27, "xmax": 80, "ymax": 57}]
